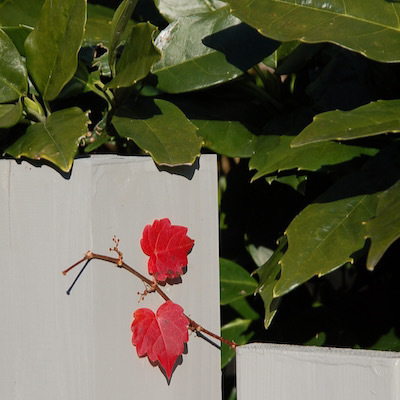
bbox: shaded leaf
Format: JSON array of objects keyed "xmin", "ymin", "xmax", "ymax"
[
  {"xmin": 255, "ymin": 236, "xmax": 286, "ymax": 328},
  {"xmin": 24, "ymin": 0, "xmax": 86, "ymax": 100},
  {"xmin": 193, "ymin": 119, "xmax": 257, "ymax": 158},
  {"xmin": 228, "ymin": 298, "xmax": 260, "ymax": 321},
  {"xmin": 291, "ymin": 100, "xmax": 400, "ymax": 147},
  {"xmin": 368, "ymin": 328, "xmax": 400, "ymax": 351},
  {"xmin": 265, "ymin": 174, "xmax": 307, "ymax": 194},
  {"xmin": 221, "ymin": 318, "xmax": 252, "ymax": 368},
  {"xmin": 113, "ymin": 98, "xmax": 202, "ymax": 165},
  {"xmin": 155, "ymin": 0, "xmax": 226, "ymax": 22},
  {"xmin": 249, "ymin": 135, "xmax": 378, "ymax": 181},
  {"xmin": 140, "ymin": 218, "xmax": 194, "ymax": 282},
  {"xmin": 108, "ymin": 22, "xmax": 161, "ymax": 89},
  {"xmin": 131, "ymin": 301, "xmax": 189, "ymax": 380},
  {"xmin": 108, "ymin": 0, "xmax": 139, "ymax": 75},
  {"xmin": 220, "ymin": 258, "xmax": 258, "ymax": 305},
  {"xmin": 0, "ymin": 100, "xmax": 22, "ymax": 128},
  {"xmin": 273, "ymin": 144, "xmax": 400, "ymax": 297},
  {"xmin": 365, "ymin": 179, "xmax": 400, "ymax": 270},
  {"xmin": 0, "ymin": 0, "xmax": 44, "ymax": 27},
  {"xmin": 5, "ymin": 107, "xmax": 89, "ymax": 172},
  {"xmin": 152, "ymin": 6, "xmax": 244, "ymax": 93},
  {"xmin": 0, "ymin": 28, "xmax": 27, "ymax": 102},
  {"xmin": 229, "ymin": 0, "xmax": 400, "ymax": 62},
  {"xmin": 263, "ymin": 40, "xmax": 300, "ymax": 70}
]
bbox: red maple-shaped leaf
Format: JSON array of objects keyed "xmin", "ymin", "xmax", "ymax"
[
  {"xmin": 131, "ymin": 301, "xmax": 189, "ymax": 379},
  {"xmin": 140, "ymin": 218, "xmax": 194, "ymax": 282}
]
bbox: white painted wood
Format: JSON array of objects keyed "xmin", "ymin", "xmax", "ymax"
[
  {"xmin": 0, "ymin": 155, "xmax": 221, "ymax": 400},
  {"xmin": 237, "ymin": 343, "xmax": 400, "ymax": 400}
]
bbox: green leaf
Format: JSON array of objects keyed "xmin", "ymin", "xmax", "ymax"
[
  {"xmin": 263, "ymin": 41, "xmax": 300, "ymax": 70},
  {"xmin": 228, "ymin": 0, "xmax": 400, "ymax": 62},
  {"xmin": 0, "ymin": 28, "xmax": 27, "ymax": 102},
  {"xmin": 246, "ymin": 243, "xmax": 274, "ymax": 268},
  {"xmin": 365, "ymin": 179, "xmax": 400, "ymax": 270},
  {"xmin": 291, "ymin": 100, "xmax": 400, "ymax": 147},
  {"xmin": 368, "ymin": 328, "xmax": 400, "ymax": 351},
  {"xmin": 24, "ymin": 0, "xmax": 86, "ymax": 101},
  {"xmin": 255, "ymin": 236, "xmax": 286, "ymax": 328},
  {"xmin": 220, "ymin": 258, "xmax": 258, "ymax": 305},
  {"xmin": 154, "ymin": 0, "xmax": 226, "ymax": 22},
  {"xmin": 84, "ymin": 4, "xmax": 117, "ymax": 47},
  {"xmin": 249, "ymin": 135, "xmax": 378, "ymax": 181},
  {"xmin": 108, "ymin": 22, "xmax": 161, "ymax": 89},
  {"xmin": 271, "ymin": 143, "xmax": 400, "ymax": 297},
  {"xmin": 112, "ymin": 98, "xmax": 202, "ymax": 165},
  {"xmin": 0, "ymin": 0, "xmax": 44, "ymax": 27},
  {"xmin": 265, "ymin": 174, "xmax": 307, "ymax": 194},
  {"xmin": 228, "ymin": 297, "xmax": 260, "ymax": 321},
  {"xmin": 108, "ymin": 0, "xmax": 139, "ymax": 75},
  {"xmin": 193, "ymin": 120, "xmax": 257, "ymax": 158},
  {"xmin": 221, "ymin": 318, "xmax": 253, "ymax": 368},
  {"xmin": 0, "ymin": 26, "xmax": 33, "ymax": 56},
  {"xmin": 152, "ymin": 6, "xmax": 244, "ymax": 93},
  {"xmin": 0, "ymin": 100, "xmax": 23, "ymax": 128},
  {"xmin": 5, "ymin": 107, "xmax": 89, "ymax": 172}
]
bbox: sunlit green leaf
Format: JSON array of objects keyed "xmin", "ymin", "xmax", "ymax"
[
  {"xmin": 250, "ymin": 135, "xmax": 378, "ymax": 181},
  {"xmin": 221, "ymin": 318, "xmax": 253, "ymax": 368},
  {"xmin": 152, "ymin": 6, "xmax": 244, "ymax": 93},
  {"xmin": 193, "ymin": 119, "xmax": 257, "ymax": 158},
  {"xmin": 255, "ymin": 236, "xmax": 286, "ymax": 328},
  {"xmin": 272, "ymin": 143, "xmax": 400, "ymax": 297},
  {"xmin": 108, "ymin": 0, "xmax": 138, "ymax": 75},
  {"xmin": 24, "ymin": 0, "xmax": 86, "ymax": 100},
  {"xmin": 112, "ymin": 98, "xmax": 202, "ymax": 165},
  {"xmin": 0, "ymin": 100, "xmax": 23, "ymax": 128},
  {"xmin": 365, "ymin": 179, "xmax": 400, "ymax": 270},
  {"xmin": 5, "ymin": 107, "xmax": 89, "ymax": 172},
  {"xmin": 108, "ymin": 22, "xmax": 161, "ymax": 89},
  {"xmin": 0, "ymin": 28, "xmax": 27, "ymax": 102},
  {"xmin": 220, "ymin": 258, "xmax": 258, "ymax": 305},
  {"xmin": 229, "ymin": 0, "xmax": 400, "ymax": 62},
  {"xmin": 291, "ymin": 100, "xmax": 400, "ymax": 147},
  {"xmin": 155, "ymin": 0, "xmax": 226, "ymax": 22}
]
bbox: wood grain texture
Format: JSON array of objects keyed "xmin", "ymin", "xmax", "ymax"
[{"xmin": 237, "ymin": 343, "xmax": 400, "ymax": 400}]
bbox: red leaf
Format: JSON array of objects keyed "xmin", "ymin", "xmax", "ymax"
[
  {"xmin": 131, "ymin": 301, "xmax": 189, "ymax": 379},
  {"xmin": 140, "ymin": 218, "xmax": 194, "ymax": 282}
]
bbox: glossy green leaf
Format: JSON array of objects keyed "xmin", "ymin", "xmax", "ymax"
[
  {"xmin": 255, "ymin": 236, "xmax": 286, "ymax": 328},
  {"xmin": 292, "ymin": 100, "xmax": 400, "ymax": 147},
  {"xmin": 0, "ymin": 100, "xmax": 22, "ymax": 128},
  {"xmin": 108, "ymin": 22, "xmax": 161, "ymax": 89},
  {"xmin": 220, "ymin": 258, "xmax": 258, "ymax": 305},
  {"xmin": 0, "ymin": 26, "xmax": 33, "ymax": 56},
  {"xmin": 5, "ymin": 107, "xmax": 89, "ymax": 172},
  {"xmin": 0, "ymin": 29, "xmax": 27, "ymax": 102},
  {"xmin": 0, "ymin": 0, "xmax": 44, "ymax": 27},
  {"xmin": 228, "ymin": 0, "xmax": 400, "ymax": 62},
  {"xmin": 112, "ymin": 98, "xmax": 202, "ymax": 165},
  {"xmin": 193, "ymin": 120, "xmax": 257, "ymax": 158},
  {"xmin": 228, "ymin": 298, "xmax": 260, "ymax": 320},
  {"xmin": 152, "ymin": 6, "xmax": 243, "ymax": 93},
  {"xmin": 24, "ymin": 0, "xmax": 86, "ymax": 100},
  {"xmin": 108, "ymin": 0, "xmax": 138, "ymax": 75},
  {"xmin": 249, "ymin": 135, "xmax": 378, "ymax": 181},
  {"xmin": 221, "ymin": 318, "xmax": 253, "ymax": 368},
  {"xmin": 155, "ymin": 0, "xmax": 226, "ymax": 21},
  {"xmin": 365, "ymin": 179, "xmax": 400, "ymax": 270}
]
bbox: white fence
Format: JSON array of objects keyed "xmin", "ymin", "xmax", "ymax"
[
  {"xmin": 0, "ymin": 155, "xmax": 221, "ymax": 400},
  {"xmin": 237, "ymin": 343, "xmax": 400, "ymax": 400}
]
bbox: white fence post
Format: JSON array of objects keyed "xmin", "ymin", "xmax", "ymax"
[
  {"xmin": 0, "ymin": 155, "xmax": 221, "ymax": 400},
  {"xmin": 236, "ymin": 343, "xmax": 400, "ymax": 400}
]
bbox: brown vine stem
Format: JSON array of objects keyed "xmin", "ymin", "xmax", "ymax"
[{"xmin": 62, "ymin": 251, "xmax": 237, "ymax": 349}]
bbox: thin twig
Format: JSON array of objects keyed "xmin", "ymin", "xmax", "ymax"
[{"xmin": 62, "ymin": 251, "xmax": 237, "ymax": 349}]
